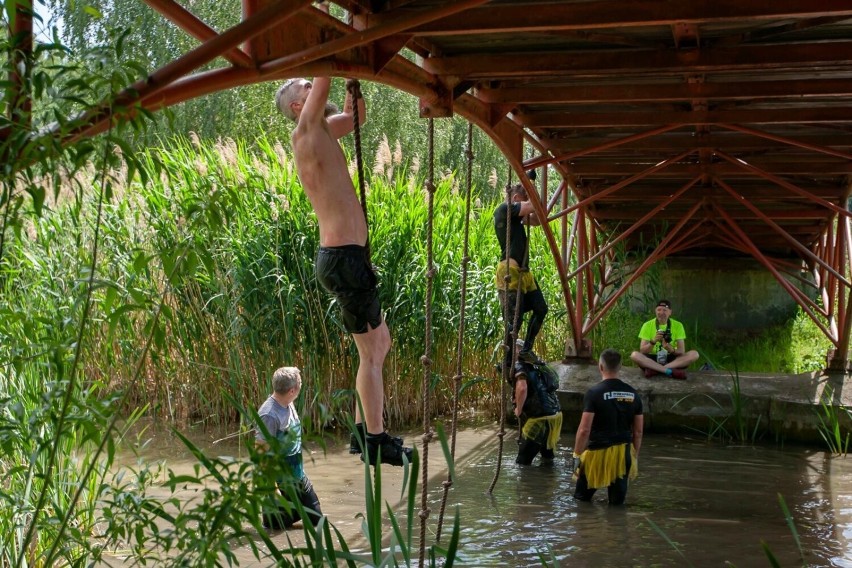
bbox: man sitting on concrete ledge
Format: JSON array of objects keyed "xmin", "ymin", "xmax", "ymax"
[{"xmin": 630, "ymin": 299, "xmax": 699, "ymax": 379}]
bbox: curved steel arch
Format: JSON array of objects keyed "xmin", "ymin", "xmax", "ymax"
[{"xmin": 8, "ymin": 0, "xmax": 852, "ymax": 367}]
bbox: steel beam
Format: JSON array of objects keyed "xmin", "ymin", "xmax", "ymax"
[
  {"xmin": 144, "ymin": 0, "xmax": 253, "ymax": 67},
  {"xmin": 400, "ymin": 1, "xmax": 852, "ymax": 35},
  {"xmin": 714, "ymin": 204, "xmax": 837, "ymax": 345},
  {"xmin": 548, "ymin": 150, "xmax": 694, "ymax": 222}
]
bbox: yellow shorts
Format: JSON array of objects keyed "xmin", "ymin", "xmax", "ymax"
[
  {"xmin": 577, "ymin": 443, "xmax": 638, "ymax": 489},
  {"xmin": 521, "ymin": 413, "xmax": 563, "ymax": 450},
  {"xmin": 495, "ymin": 261, "xmax": 538, "ymax": 293}
]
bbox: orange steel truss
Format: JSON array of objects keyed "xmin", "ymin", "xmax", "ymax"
[{"xmin": 5, "ymin": 1, "xmax": 852, "ymax": 368}]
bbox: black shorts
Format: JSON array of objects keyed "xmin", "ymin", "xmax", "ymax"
[
  {"xmin": 644, "ymin": 352, "xmax": 676, "ymax": 364},
  {"xmin": 316, "ymin": 245, "xmax": 382, "ymax": 334}
]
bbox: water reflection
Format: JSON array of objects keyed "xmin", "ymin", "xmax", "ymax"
[
  {"xmin": 446, "ymin": 434, "xmax": 852, "ymax": 567},
  {"xmin": 113, "ymin": 426, "xmax": 852, "ymax": 567}
]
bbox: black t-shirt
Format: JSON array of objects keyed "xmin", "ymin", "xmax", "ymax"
[
  {"xmin": 582, "ymin": 379, "xmax": 643, "ymax": 450},
  {"xmin": 494, "ymin": 202, "xmax": 528, "ymax": 265}
]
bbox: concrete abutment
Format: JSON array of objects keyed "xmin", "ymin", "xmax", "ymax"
[{"xmin": 553, "ymin": 363, "xmax": 852, "ymax": 446}]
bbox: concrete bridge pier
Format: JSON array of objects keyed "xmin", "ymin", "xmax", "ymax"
[{"xmin": 553, "ymin": 363, "xmax": 852, "ymax": 446}]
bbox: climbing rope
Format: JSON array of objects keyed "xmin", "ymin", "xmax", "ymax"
[
  {"xmin": 436, "ymin": 122, "xmax": 475, "ymax": 542},
  {"xmin": 489, "ymin": 167, "xmax": 517, "ymax": 494},
  {"xmin": 417, "ymin": 117, "xmax": 436, "ymax": 567},
  {"xmin": 347, "ymin": 79, "xmax": 371, "ymax": 264}
]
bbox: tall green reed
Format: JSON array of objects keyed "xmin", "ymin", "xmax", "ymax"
[
  {"xmin": 670, "ymin": 367, "xmax": 764, "ymax": 444},
  {"xmin": 6, "ymin": 130, "xmax": 835, "ymax": 441},
  {"xmin": 814, "ymin": 385, "xmax": 852, "ymax": 456}
]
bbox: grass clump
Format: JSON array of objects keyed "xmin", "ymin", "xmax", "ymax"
[{"xmin": 814, "ymin": 385, "xmax": 852, "ymax": 456}]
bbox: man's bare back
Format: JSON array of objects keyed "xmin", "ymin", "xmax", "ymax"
[{"xmin": 290, "ymin": 77, "xmax": 367, "ymax": 248}]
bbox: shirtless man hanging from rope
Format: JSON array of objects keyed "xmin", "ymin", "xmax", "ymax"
[{"xmin": 275, "ymin": 76, "xmax": 412, "ymax": 467}]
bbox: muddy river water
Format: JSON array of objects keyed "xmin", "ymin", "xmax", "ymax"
[
  {"xmin": 108, "ymin": 424, "xmax": 852, "ymax": 567},
  {"xmin": 449, "ymin": 432, "xmax": 852, "ymax": 567}
]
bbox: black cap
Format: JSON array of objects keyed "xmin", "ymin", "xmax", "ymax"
[{"xmin": 657, "ymin": 299, "xmax": 671, "ymax": 308}]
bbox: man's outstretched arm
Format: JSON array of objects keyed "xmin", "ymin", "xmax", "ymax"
[{"xmin": 513, "ymin": 373, "xmax": 528, "ymax": 417}]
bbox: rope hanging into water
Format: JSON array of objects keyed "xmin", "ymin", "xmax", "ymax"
[
  {"xmin": 488, "ymin": 165, "xmax": 534, "ymax": 494},
  {"xmin": 347, "ymin": 79, "xmax": 371, "ymax": 264},
  {"xmin": 488, "ymin": 166, "xmax": 518, "ymax": 494},
  {"xmin": 417, "ymin": 117, "xmax": 436, "ymax": 567},
  {"xmin": 436, "ymin": 122, "xmax": 475, "ymax": 542}
]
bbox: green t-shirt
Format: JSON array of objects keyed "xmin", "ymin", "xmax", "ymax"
[{"xmin": 638, "ymin": 318, "xmax": 686, "ymax": 354}]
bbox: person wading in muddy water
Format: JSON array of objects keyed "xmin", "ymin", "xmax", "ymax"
[
  {"xmin": 275, "ymin": 74, "xmax": 412, "ymax": 467},
  {"xmin": 255, "ymin": 366, "xmax": 323, "ymax": 530},
  {"xmin": 573, "ymin": 349, "xmax": 643, "ymax": 505}
]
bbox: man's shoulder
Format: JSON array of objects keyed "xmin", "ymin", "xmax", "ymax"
[
  {"xmin": 257, "ymin": 397, "xmax": 275, "ymax": 414},
  {"xmin": 513, "ymin": 361, "xmax": 531, "ymax": 378}
]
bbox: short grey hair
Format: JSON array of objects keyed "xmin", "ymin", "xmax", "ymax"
[
  {"xmin": 272, "ymin": 366, "xmax": 301, "ymax": 394},
  {"xmin": 275, "ymin": 79, "xmax": 301, "ymax": 121}
]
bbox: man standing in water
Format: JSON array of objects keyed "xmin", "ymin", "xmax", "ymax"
[
  {"xmin": 509, "ymin": 341, "xmax": 562, "ymax": 465},
  {"xmin": 275, "ymin": 75, "xmax": 411, "ymax": 467},
  {"xmin": 573, "ymin": 349, "xmax": 643, "ymax": 505}
]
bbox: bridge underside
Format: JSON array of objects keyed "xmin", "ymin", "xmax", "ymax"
[{"xmin": 6, "ymin": 0, "xmax": 852, "ymax": 367}]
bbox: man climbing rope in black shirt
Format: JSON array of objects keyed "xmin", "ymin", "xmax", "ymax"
[{"xmin": 494, "ymin": 183, "xmax": 549, "ymax": 366}]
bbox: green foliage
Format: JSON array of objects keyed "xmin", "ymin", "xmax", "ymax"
[
  {"xmin": 94, "ymin": 420, "xmax": 461, "ymax": 566},
  {"xmin": 2, "ymin": 129, "xmax": 515, "ymax": 430},
  {"xmin": 0, "ymin": 368, "xmax": 132, "ymax": 567},
  {"xmin": 4, "ymin": 5, "xmax": 838, "ymax": 566},
  {"xmin": 49, "ymin": 0, "xmax": 511, "ymax": 194},
  {"xmin": 593, "ymin": 294, "xmax": 831, "ymax": 374},
  {"xmin": 814, "ymin": 385, "xmax": 852, "ymax": 456}
]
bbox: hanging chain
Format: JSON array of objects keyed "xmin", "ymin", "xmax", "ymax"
[{"xmin": 418, "ymin": 117, "xmax": 436, "ymax": 567}]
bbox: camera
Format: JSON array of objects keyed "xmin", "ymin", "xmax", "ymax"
[{"xmin": 658, "ymin": 329, "xmax": 672, "ymax": 343}]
